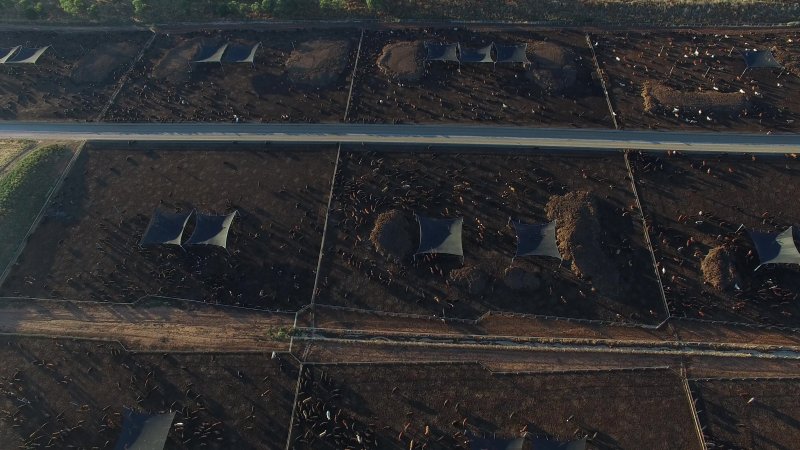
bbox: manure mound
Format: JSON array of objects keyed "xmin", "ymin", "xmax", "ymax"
[
  {"xmin": 286, "ymin": 40, "xmax": 351, "ymax": 86},
  {"xmin": 152, "ymin": 38, "xmax": 205, "ymax": 82},
  {"xmin": 71, "ymin": 42, "xmax": 139, "ymax": 84},
  {"xmin": 701, "ymin": 246, "xmax": 741, "ymax": 291},
  {"xmin": 642, "ymin": 81, "xmax": 749, "ymax": 114},
  {"xmin": 377, "ymin": 41, "xmax": 424, "ymax": 82},
  {"xmin": 503, "ymin": 266, "xmax": 541, "ymax": 291},
  {"xmin": 449, "ymin": 265, "xmax": 490, "ymax": 295},
  {"xmin": 546, "ymin": 191, "xmax": 619, "ymax": 294},
  {"xmin": 370, "ymin": 210, "xmax": 413, "ymax": 260},
  {"xmin": 527, "ymin": 42, "xmax": 577, "ymax": 93}
]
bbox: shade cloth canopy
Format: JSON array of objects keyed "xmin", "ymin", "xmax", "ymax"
[
  {"xmin": 425, "ymin": 42, "xmax": 460, "ymax": 62},
  {"xmin": 531, "ymin": 437, "xmax": 587, "ymax": 450},
  {"xmin": 748, "ymin": 226, "xmax": 800, "ymax": 268},
  {"xmin": 415, "ymin": 215, "xmax": 464, "ymax": 256},
  {"xmin": 0, "ymin": 46, "xmax": 20, "ymax": 64},
  {"xmin": 5, "ymin": 46, "xmax": 49, "ymax": 64},
  {"xmin": 460, "ymin": 44, "xmax": 495, "ymax": 63},
  {"xmin": 140, "ymin": 210, "xmax": 193, "ymax": 246},
  {"xmin": 114, "ymin": 409, "xmax": 175, "ymax": 450},
  {"xmin": 223, "ymin": 42, "xmax": 260, "ymax": 63},
  {"xmin": 513, "ymin": 221, "xmax": 562, "ymax": 259},
  {"xmin": 471, "ymin": 437, "xmax": 527, "ymax": 450},
  {"xmin": 193, "ymin": 43, "xmax": 228, "ymax": 63},
  {"xmin": 185, "ymin": 211, "xmax": 237, "ymax": 248},
  {"xmin": 741, "ymin": 49, "xmax": 782, "ymax": 69},
  {"xmin": 495, "ymin": 43, "xmax": 530, "ymax": 64}
]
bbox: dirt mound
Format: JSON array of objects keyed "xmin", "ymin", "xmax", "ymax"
[
  {"xmin": 503, "ymin": 266, "xmax": 541, "ymax": 291},
  {"xmin": 527, "ymin": 42, "xmax": 577, "ymax": 93},
  {"xmin": 546, "ymin": 191, "xmax": 619, "ymax": 293},
  {"xmin": 286, "ymin": 40, "xmax": 351, "ymax": 86},
  {"xmin": 701, "ymin": 246, "xmax": 741, "ymax": 291},
  {"xmin": 370, "ymin": 210, "xmax": 413, "ymax": 260},
  {"xmin": 449, "ymin": 265, "xmax": 490, "ymax": 295},
  {"xmin": 377, "ymin": 41, "xmax": 424, "ymax": 82},
  {"xmin": 152, "ymin": 38, "xmax": 204, "ymax": 82},
  {"xmin": 774, "ymin": 48, "xmax": 800, "ymax": 78},
  {"xmin": 642, "ymin": 81, "xmax": 749, "ymax": 114},
  {"xmin": 71, "ymin": 42, "xmax": 139, "ymax": 84}
]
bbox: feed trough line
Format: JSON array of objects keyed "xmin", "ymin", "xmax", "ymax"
[
  {"xmin": 95, "ymin": 31, "xmax": 158, "ymax": 122},
  {"xmin": 308, "ymin": 144, "xmax": 343, "ymax": 332},
  {"xmin": 623, "ymin": 151, "xmax": 672, "ymax": 323},
  {"xmin": 585, "ymin": 33, "xmax": 619, "ymax": 130},
  {"xmin": 343, "ymin": 28, "xmax": 365, "ymax": 122},
  {"xmin": 0, "ymin": 142, "xmax": 85, "ymax": 289}
]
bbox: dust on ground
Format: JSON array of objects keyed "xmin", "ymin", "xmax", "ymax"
[
  {"xmin": 285, "ymin": 39, "xmax": 351, "ymax": 86},
  {"xmin": 71, "ymin": 41, "xmax": 139, "ymax": 84}
]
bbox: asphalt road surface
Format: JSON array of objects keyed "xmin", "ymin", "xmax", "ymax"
[{"xmin": 1, "ymin": 122, "xmax": 799, "ymax": 153}]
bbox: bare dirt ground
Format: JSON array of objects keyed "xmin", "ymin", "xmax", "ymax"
[
  {"xmin": 0, "ymin": 143, "xmax": 336, "ymax": 311},
  {"xmin": 0, "ymin": 297, "xmax": 293, "ymax": 351},
  {"xmin": 107, "ymin": 29, "xmax": 358, "ymax": 122},
  {"xmin": 291, "ymin": 363, "xmax": 702, "ymax": 450},
  {"xmin": 630, "ymin": 151, "xmax": 800, "ymax": 327},
  {"xmin": 0, "ymin": 31, "xmax": 150, "ymax": 121},
  {"xmin": 692, "ymin": 378, "xmax": 800, "ymax": 450},
  {"xmin": 0, "ymin": 336, "xmax": 298, "ymax": 449},
  {"xmin": 316, "ymin": 148, "xmax": 665, "ymax": 323},
  {"xmin": 349, "ymin": 28, "xmax": 612, "ymax": 126},
  {"xmin": 593, "ymin": 30, "xmax": 800, "ymax": 131}
]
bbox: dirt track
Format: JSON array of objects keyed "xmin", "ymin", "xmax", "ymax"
[{"xmin": 0, "ymin": 298, "xmax": 293, "ymax": 351}]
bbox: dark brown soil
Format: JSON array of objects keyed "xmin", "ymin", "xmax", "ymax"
[
  {"xmin": 594, "ymin": 30, "xmax": 800, "ymax": 131},
  {"xmin": 0, "ymin": 143, "xmax": 337, "ymax": 311},
  {"xmin": 376, "ymin": 40, "xmax": 424, "ymax": 81},
  {"xmin": 630, "ymin": 151, "xmax": 800, "ymax": 327},
  {"xmin": 316, "ymin": 148, "xmax": 665, "ymax": 323},
  {"xmin": 692, "ymin": 378, "xmax": 800, "ymax": 450},
  {"xmin": 286, "ymin": 39, "xmax": 351, "ymax": 86},
  {"xmin": 71, "ymin": 41, "xmax": 141, "ymax": 84},
  {"xmin": 0, "ymin": 336, "xmax": 297, "ymax": 449},
  {"xmin": 0, "ymin": 31, "xmax": 150, "ymax": 120},
  {"xmin": 349, "ymin": 28, "xmax": 611, "ymax": 126},
  {"xmin": 291, "ymin": 364, "xmax": 702, "ymax": 450},
  {"xmin": 107, "ymin": 29, "xmax": 358, "ymax": 122}
]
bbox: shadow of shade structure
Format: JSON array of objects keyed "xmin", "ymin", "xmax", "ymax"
[
  {"xmin": 114, "ymin": 408, "xmax": 175, "ymax": 450},
  {"xmin": 747, "ymin": 226, "xmax": 800, "ymax": 271},
  {"xmin": 415, "ymin": 215, "xmax": 463, "ymax": 259},
  {"xmin": 495, "ymin": 43, "xmax": 530, "ymax": 66},
  {"xmin": 192, "ymin": 43, "xmax": 229, "ymax": 64},
  {"xmin": 531, "ymin": 437, "xmax": 587, "ymax": 450},
  {"xmin": 460, "ymin": 44, "xmax": 495, "ymax": 63},
  {"xmin": 139, "ymin": 209, "xmax": 194, "ymax": 247},
  {"xmin": 222, "ymin": 42, "xmax": 261, "ymax": 64},
  {"xmin": 424, "ymin": 42, "xmax": 460, "ymax": 63},
  {"xmin": 0, "ymin": 46, "xmax": 20, "ymax": 64},
  {"xmin": 4, "ymin": 46, "xmax": 50, "ymax": 64},
  {"xmin": 185, "ymin": 211, "xmax": 238, "ymax": 248},
  {"xmin": 470, "ymin": 436, "xmax": 527, "ymax": 450},
  {"xmin": 513, "ymin": 220, "xmax": 562, "ymax": 260}
]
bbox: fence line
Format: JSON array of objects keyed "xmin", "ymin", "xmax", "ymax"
[
  {"xmin": 95, "ymin": 30, "xmax": 157, "ymax": 122},
  {"xmin": 343, "ymin": 28, "xmax": 365, "ymax": 122},
  {"xmin": 681, "ymin": 364, "xmax": 709, "ymax": 450},
  {"xmin": 585, "ymin": 34, "xmax": 618, "ymax": 130}
]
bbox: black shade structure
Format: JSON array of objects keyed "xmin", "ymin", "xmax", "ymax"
[
  {"xmin": 415, "ymin": 215, "xmax": 464, "ymax": 256},
  {"xmin": 114, "ymin": 408, "xmax": 175, "ymax": 450},
  {"xmin": 531, "ymin": 437, "xmax": 587, "ymax": 450},
  {"xmin": 741, "ymin": 49, "xmax": 782, "ymax": 69},
  {"xmin": 471, "ymin": 437, "xmax": 527, "ymax": 450},
  {"xmin": 4, "ymin": 46, "xmax": 50, "ymax": 64},
  {"xmin": 425, "ymin": 42, "xmax": 460, "ymax": 62},
  {"xmin": 223, "ymin": 42, "xmax": 260, "ymax": 63},
  {"xmin": 495, "ymin": 43, "xmax": 530, "ymax": 65},
  {"xmin": 193, "ymin": 43, "xmax": 228, "ymax": 64},
  {"xmin": 140, "ymin": 210, "xmax": 193, "ymax": 247},
  {"xmin": 0, "ymin": 46, "xmax": 20, "ymax": 64},
  {"xmin": 185, "ymin": 211, "xmax": 238, "ymax": 248},
  {"xmin": 460, "ymin": 44, "xmax": 495, "ymax": 63},
  {"xmin": 747, "ymin": 226, "xmax": 800, "ymax": 270},
  {"xmin": 513, "ymin": 220, "xmax": 562, "ymax": 260}
]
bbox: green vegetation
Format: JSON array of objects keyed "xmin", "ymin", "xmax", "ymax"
[{"xmin": 0, "ymin": 144, "xmax": 73, "ymax": 275}]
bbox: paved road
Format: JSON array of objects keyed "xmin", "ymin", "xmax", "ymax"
[{"xmin": 1, "ymin": 122, "xmax": 799, "ymax": 153}]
